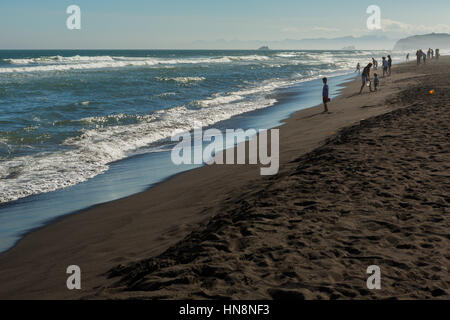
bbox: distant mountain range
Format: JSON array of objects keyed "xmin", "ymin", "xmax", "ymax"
[
  {"xmin": 393, "ymin": 33, "xmax": 450, "ymax": 50},
  {"xmin": 191, "ymin": 35, "xmax": 397, "ymax": 50}
]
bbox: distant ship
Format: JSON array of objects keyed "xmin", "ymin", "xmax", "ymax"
[
  {"xmin": 258, "ymin": 46, "xmax": 270, "ymax": 51},
  {"xmin": 342, "ymin": 46, "xmax": 356, "ymax": 50}
]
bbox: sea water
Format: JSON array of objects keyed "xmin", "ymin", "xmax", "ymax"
[{"xmin": 0, "ymin": 49, "xmax": 394, "ymax": 204}]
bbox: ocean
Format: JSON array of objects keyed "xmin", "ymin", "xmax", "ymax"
[
  {"xmin": 0, "ymin": 49, "xmax": 394, "ymax": 251},
  {"xmin": 0, "ymin": 49, "xmax": 392, "ymax": 204}
]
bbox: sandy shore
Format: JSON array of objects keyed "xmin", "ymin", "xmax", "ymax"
[{"xmin": 0, "ymin": 58, "xmax": 448, "ymax": 300}]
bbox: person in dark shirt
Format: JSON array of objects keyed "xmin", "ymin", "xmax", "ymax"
[
  {"xmin": 387, "ymin": 55, "xmax": 392, "ymax": 76},
  {"xmin": 322, "ymin": 77, "xmax": 330, "ymax": 113},
  {"xmin": 382, "ymin": 57, "xmax": 389, "ymax": 77},
  {"xmin": 416, "ymin": 50, "xmax": 421, "ymax": 65}
]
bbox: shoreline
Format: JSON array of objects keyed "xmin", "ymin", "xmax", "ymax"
[
  {"xmin": 0, "ymin": 71, "xmax": 354, "ymax": 254},
  {"xmin": 0, "ymin": 58, "xmax": 447, "ymax": 299}
]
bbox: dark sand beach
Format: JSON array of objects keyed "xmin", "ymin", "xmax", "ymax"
[{"xmin": 0, "ymin": 58, "xmax": 448, "ymax": 300}]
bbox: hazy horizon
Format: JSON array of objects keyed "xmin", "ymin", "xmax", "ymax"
[{"xmin": 1, "ymin": 0, "xmax": 450, "ymax": 50}]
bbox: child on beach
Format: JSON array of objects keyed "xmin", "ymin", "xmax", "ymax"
[
  {"xmin": 374, "ymin": 73, "xmax": 379, "ymax": 91},
  {"xmin": 322, "ymin": 77, "xmax": 330, "ymax": 113}
]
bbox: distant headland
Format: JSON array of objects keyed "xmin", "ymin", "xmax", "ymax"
[{"xmin": 394, "ymin": 33, "xmax": 450, "ymax": 50}]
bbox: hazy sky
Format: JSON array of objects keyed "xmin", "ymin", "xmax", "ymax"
[{"xmin": 1, "ymin": 0, "xmax": 450, "ymax": 49}]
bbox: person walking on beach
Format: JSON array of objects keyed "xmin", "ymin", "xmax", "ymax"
[
  {"xmin": 356, "ymin": 63, "xmax": 361, "ymax": 74},
  {"xmin": 359, "ymin": 63, "xmax": 373, "ymax": 94},
  {"xmin": 382, "ymin": 57, "xmax": 389, "ymax": 77},
  {"xmin": 387, "ymin": 55, "xmax": 392, "ymax": 76},
  {"xmin": 406, "ymin": 53, "xmax": 410, "ymax": 62},
  {"xmin": 322, "ymin": 77, "xmax": 330, "ymax": 113},
  {"xmin": 436, "ymin": 49, "xmax": 440, "ymax": 60},
  {"xmin": 422, "ymin": 50, "xmax": 427, "ymax": 64},
  {"xmin": 416, "ymin": 50, "xmax": 421, "ymax": 65}
]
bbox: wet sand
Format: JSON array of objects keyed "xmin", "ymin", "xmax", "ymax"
[{"xmin": 0, "ymin": 58, "xmax": 448, "ymax": 300}]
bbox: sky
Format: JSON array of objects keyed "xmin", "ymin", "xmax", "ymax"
[{"xmin": 1, "ymin": 0, "xmax": 450, "ymax": 49}]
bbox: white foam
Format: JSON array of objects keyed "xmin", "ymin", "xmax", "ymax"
[
  {"xmin": 0, "ymin": 50, "xmax": 392, "ymax": 203},
  {"xmin": 156, "ymin": 76, "xmax": 206, "ymax": 83},
  {"xmin": 0, "ymin": 77, "xmax": 289, "ymax": 203},
  {"xmin": 276, "ymin": 52, "xmax": 302, "ymax": 58},
  {"xmin": 0, "ymin": 55, "xmax": 272, "ymax": 74}
]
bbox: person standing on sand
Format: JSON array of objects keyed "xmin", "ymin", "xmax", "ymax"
[
  {"xmin": 416, "ymin": 50, "xmax": 421, "ymax": 65},
  {"xmin": 382, "ymin": 57, "xmax": 389, "ymax": 77},
  {"xmin": 436, "ymin": 49, "xmax": 440, "ymax": 60},
  {"xmin": 356, "ymin": 63, "xmax": 361, "ymax": 74},
  {"xmin": 359, "ymin": 63, "xmax": 373, "ymax": 94},
  {"xmin": 387, "ymin": 55, "xmax": 393, "ymax": 76},
  {"xmin": 322, "ymin": 77, "xmax": 330, "ymax": 113},
  {"xmin": 422, "ymin": 50, "xmax": 427, "ymax": 64},
  {"xmin": 406, "ymin": 53, "xmax": 410, "ymax": 62}
]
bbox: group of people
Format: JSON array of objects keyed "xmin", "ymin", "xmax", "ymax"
[
  {"xmin": 322, "ymin": 55, "xmax": 393, "ymax": 112},
  {"xmin": 415, "ymin": 48, "xmax": 440, "ymax": 65},
  {"xmin": 356, "ymin": 55, "xmax": 391, "ymax": 95},
  {"xmin": 354, "ymin": 56, "xmax": 391, "ymax": 94},
  {"xmin": 322, "ymin": 46, "xmax": 443, "ymax": 112}
]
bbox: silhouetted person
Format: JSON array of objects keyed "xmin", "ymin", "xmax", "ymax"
[
  {"xmin": 372, "ymin": 57, "xmax": 378, "ymax": 69},
  {"xmin": 382, "ymin": 57, "xmax": 388, "ymax": 77},
  {"xmin": 322, "ymin": 77, "xmax": 329, "ymax": 113},
  {"xmin": 359, "ymin": 63, "xmax": 373, "ymax": 94},
  {"xmin": 416, "ymin": 50, "xmax": 421, "ymax": 65},
  {"xmin": 387, "ymin": 55, "xmax": 392, "ymax": 75}
]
